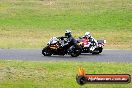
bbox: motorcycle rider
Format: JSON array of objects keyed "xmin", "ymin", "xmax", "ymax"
[
  {"xmin": 64, "ymin": 30, "xmax": 77, "ymax": 46},
  {"xmin": 83, "ymin": 32, "xmax": 98, "ymax": 51}
]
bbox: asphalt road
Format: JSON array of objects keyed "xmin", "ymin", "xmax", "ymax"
[{"xmin": 0, "ymin": 49, "xmax": 132, "ymax": 63}]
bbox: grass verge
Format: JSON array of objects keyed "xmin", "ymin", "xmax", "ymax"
[
  {"xmin": 0, "ymin": 0, "xmax": 132, "ymax": 49},
  {"xmin": 0, "ymin": 60, "xmax": 132, "ymax": 88}
]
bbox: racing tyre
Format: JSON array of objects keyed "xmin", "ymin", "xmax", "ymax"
[
  {"xmin": 99, "ymin": 47, "xmax": 103, "ymax": 53},
  {"xmin": 76, "ymin": 76, "xmax": 86, "ymax": 85},
  {"xmin": 42, "ymin": 46, "xmax": 52, "ymax": 56},
  {"xmin": 71, "ymin": 46, "xmax": 82, "ymax": 57},
  {"xmin": 92, "ymin": 47, "xmax": 103, "ymax": 55}
]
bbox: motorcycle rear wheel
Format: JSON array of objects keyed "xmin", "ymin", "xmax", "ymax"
[{"xmin": 71, "ymin": 47, "xmax": 81, "ymax": 57}]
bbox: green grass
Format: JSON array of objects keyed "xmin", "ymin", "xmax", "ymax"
[
  {"xmin": 0, "ymin": 60, "xmax": 132, "ymax": 88},
  {"xmin": 0, "ymin": 0, "xmax": 132, "ymax": 49}
]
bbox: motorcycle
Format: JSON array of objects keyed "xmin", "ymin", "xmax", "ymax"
[
  {"xmin": 77, "ymin": 37, "xmax": 106, "ymax": 54},
  {"xmin": 42, "ymin": 36, "xmax": 82, "ymax": 57}
]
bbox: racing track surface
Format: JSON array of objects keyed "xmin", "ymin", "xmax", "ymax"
[{"xmin": 0, "ymin": 49, "xmax": 132, "ymax": 63}]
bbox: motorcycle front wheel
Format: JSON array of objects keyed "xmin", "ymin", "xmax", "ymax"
[
  {"xmin": 42, "ymin": 46, "xmax": 52, "ymax": 56},
  {"xmin": 92, "ymin": 47, "xmax": 103, "ymax": 55}
]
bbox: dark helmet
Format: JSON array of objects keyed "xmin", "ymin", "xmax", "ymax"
[{"xmin": 65, "ymin": 30, "xmax": 72, "ymax": 37}]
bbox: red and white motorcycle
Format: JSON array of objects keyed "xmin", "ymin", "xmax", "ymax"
[{"xmin": 77, "ymin": 37, "xmax": 106, "ymax": 54}]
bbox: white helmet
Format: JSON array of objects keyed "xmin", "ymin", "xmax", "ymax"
[{"xmin": 85, "ymin": 32, "xmax": 91, "ymax": 38}]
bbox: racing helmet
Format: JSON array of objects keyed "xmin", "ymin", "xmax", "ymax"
[
  {"xmin": 65, "ymin": 30, "xmax": 72, "ymax": 37},
  {"xmin": 85, "ymin": 32, "xmax": 91, "ymax": 38}
]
